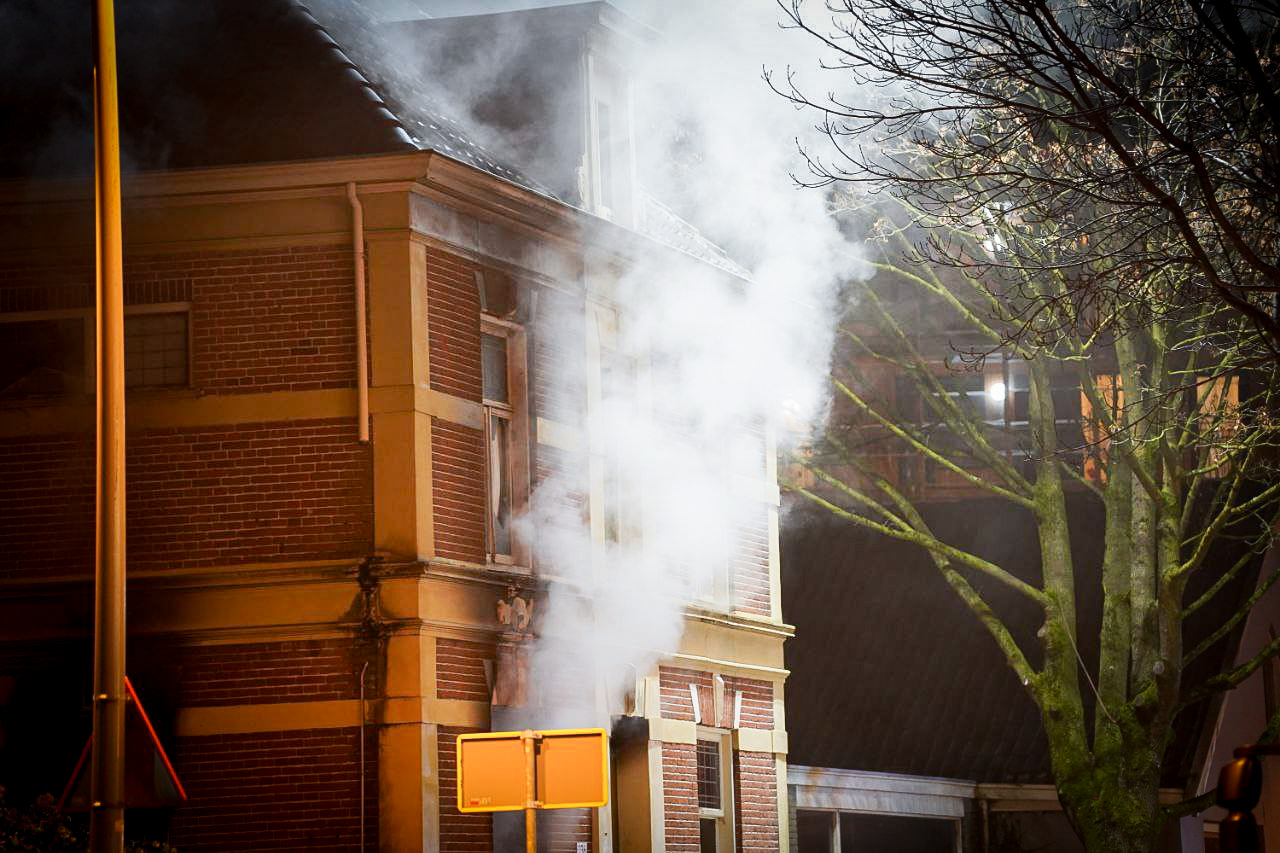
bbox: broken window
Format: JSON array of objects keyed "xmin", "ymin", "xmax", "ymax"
[{"xmin": 482, "ymin": 319, "xmax": 529, "ymax": 566}]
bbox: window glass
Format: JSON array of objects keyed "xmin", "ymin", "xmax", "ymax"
[
  {"xmin": 482, "ymin": 333, "xmax": 508, "ymax": 403},
  {"xmin": 699, "ymin": 817, "xmax": 718, "ymax": 852},
  {"xmin": 839, "ymin": 812, "xmax": 956, "ymax": 852},
  {"xmin": 0, "ymin": 318, "xmax": 87, "ymax": 396},
  {"xmin": 124, "ymin": 313, "xmax": 188, "ymax": 388},
  {"xmin": 488, "ymin": 412, "xmax": 512, "ymax": 556},
  {"xmin": 696, "ymin": 740, "xmax": 721, "ymax": 810},
  {"xmin": 796, "ymin": 810, "xmax": 834, "ymax": 853}
]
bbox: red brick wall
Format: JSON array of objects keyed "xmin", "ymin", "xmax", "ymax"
[
  {"xmin": 0, "ymin": 419, "xmax": 371, "ymax": 577},
  {"xmin": 662, "ymin": 741, "xmax": 699, "ymax": 852},
  {"xmin": 438, "ymin": 725, "xmax": 492, "ymax": 853},
  {"xmin": 179, "ymin": 245, "xmax": 357, "ymax": 393},
  {"xmin": 0, "ymin": 433, "xmax": 94, "ymax": 577},
  {"xmin": 129, "ymin": 419, "xmax": 371, "ymax": 569},
  {"xmin": 0, "ymin": 255, "xmax": 93, "ymax": 312},
  {"xmin": 734, "ymin": 750, "xmax": 780, "ymax": 852},
  {"xmin": 171, "ymin": 639, "xmax": 362, "ymax": 707},
  {"xmin": 431, "ymin": 421, "xmax": 486, "ymax": 563},
  {"xmin": 426, "ymin": 249, "xmax": 482, "ymax": 401},
  {"xmin": 169, "ymin": 726, "xmax": 376, "ymax": 852},
  {"xmin": 723, "ymin": 676, "xmax": 774, "ymax": 730},
  {"xmin": 435, "ymin": 637, "xmax": 495, "ymax": 701},
  {"xmin": 659, "ymin": 667, "xmax": 714, "ymax": 724},
  {"xmin": 732, "ymin": 510, "xmax": 772, "ymax": 616}
]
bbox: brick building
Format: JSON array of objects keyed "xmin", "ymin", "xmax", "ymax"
[{"xmin": 0, "ymin": 2, "xmax": 790, "ymax": 851}]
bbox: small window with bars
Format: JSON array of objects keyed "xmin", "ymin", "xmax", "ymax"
[
  {"xmin": 125, "ymin": 312, "xmax": 188, "ymax": 388},
  {"xmin": 696, "ymin": 740, "xmax": 722, "ymax": 811}
]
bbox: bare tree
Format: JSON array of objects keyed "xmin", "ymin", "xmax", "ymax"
[
  {"xmin": 774, "ymin": 0, "xmax": 1280, "ymax": 353},
  {"xmin": 788, "ymin": 174, "xmax": 1280, "ymax": 851}
]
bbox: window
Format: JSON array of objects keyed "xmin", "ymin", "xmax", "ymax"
[
  {"xmin": 696, "ymin": 733, "xmax": 733, "ymax": 852},
  {"xmin": 124, "ymin": 311, "xmax": 188, "ymax": 388},
  {"xmin": 0, "ymin": 315, "xmax": 89, "ymax": 396},
  {"xmin": 0, "ymin": 304, "xmax": 190, "ymax": 397},
  {"xmin": 482, "ymin": 318, "xmax": 529, "ymax": 566}
]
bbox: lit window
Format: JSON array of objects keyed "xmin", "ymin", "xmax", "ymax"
[
  {"xmin": 481, "ymin": 320, "xmax": 528, "ymax": 565},
  {"xmin": 124, "ymin": 312, "xmax": 188, "ymax": 388}
]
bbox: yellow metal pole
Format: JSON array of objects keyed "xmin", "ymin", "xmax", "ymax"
[
  {"xmin": 90, "ymin": 0, "xmax": 127, "ymax": 850},
  {"xmin": 524, "ymin": 731, "xmax": 537, "ymax": 853}
]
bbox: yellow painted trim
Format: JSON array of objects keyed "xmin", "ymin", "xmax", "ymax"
[
  {"xmin": 655, "ymin": 718, "xmax": 696, "ymax": 745},
  {"xmin": 733, "ymin": 727, "xmax": 773, "ymax": 754},
  {"xmin": 0, "ymin": 388, "xmax": 355, "ymax": 437},
  {"xmin": 536, "ymin": 416, "xmax": 584, "ymax": 452},
  {"xmin": 667, "ymin": 653, "xmax": 789, "ymax": 680},
  {"xmin": 772, "ymin": 730, "xmax": 789, "ymax": 755},
  {"xmin": 367, "ymin": 386, "xmax": 485, "ymax": 430},
  {"xmin": 176, "ymin": 699, "xmax": 360, "ymax": 736},
  {"xmin": 775, "ymin": 755, "xmax": 791, "ymax": 853},
  {"xmin": 386, "ymin": 697, "xmax": 491, "ymax": 728}
]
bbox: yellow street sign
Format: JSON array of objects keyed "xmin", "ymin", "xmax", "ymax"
[
  {"xmin": 456, "ymin": 731, "xmax": 529, "ymax": 812},
  {"xmin": 457, "ymin": 728, "xmax": 609, "ymax": 814},
  {"xmin": 536, "ymin": 729, "xmax": 610, "ymax": 809}
]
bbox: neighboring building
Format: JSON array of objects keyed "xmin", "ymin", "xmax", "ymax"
[
  {"xmin": 780, "ymin": 321, "xmax": 1274, "ymax": 851},
  {"xmin": 0, "ymin": 2, "xmax": 789, "ymax": 851}
]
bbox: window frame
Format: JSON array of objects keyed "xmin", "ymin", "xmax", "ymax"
[
  {"xmin": 695, "ymin": 727, "xmax": 735, "ymax": 852},
  {"xmin": 481, "ymin": 315, "xmax": 531, "ymax": 569},
  {"xmin": 0, "ymin": 301, "xmax": 192, "ymax": 398},
  {"xmin": 122, "ymin": 302, "xmax": 193, "ymax": 391}
]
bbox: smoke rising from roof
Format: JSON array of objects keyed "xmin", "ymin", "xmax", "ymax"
[{"xmin": 308, "ymin": 0, "xmax": 863, "ymax": 725}]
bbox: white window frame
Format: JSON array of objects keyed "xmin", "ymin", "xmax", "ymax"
[{"xmin": 696, "ymin": 727, "xmax": 735, "ymax": 852}]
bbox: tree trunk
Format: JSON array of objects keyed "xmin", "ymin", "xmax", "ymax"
[{"xmin": 1054, "ymin": 742, "xmax": 1166, "ymax": 853}]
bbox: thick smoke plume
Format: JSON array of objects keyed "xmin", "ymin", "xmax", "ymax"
[{"xmin": 310, "ymin": 0, "xmax": 861, "ymax": 725}]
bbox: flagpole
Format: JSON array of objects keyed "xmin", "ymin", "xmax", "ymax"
[{"xmin": 90, "ymin": 0, "xmax": 128, "ymax": 849}]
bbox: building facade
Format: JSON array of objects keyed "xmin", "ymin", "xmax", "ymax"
[{"xmin": 0, "ymin": 3, "xmax": 790, "ymax": 851}]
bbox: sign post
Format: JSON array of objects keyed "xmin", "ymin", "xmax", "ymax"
[{"xmin": 457, "ymin": 728, "xmax": 609, "ymax": 853}]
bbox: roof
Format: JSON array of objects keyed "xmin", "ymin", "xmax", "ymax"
[
  {"xmin": 782, "ymin": 494, "xmax": 1259, "ymax": 786},
  {"xmin": 1, "ymin": 0, "xmax": 747, "ymax": 278},
  {"xmin": 0, "ymin": 0, "xmax": 415, "ymax": 179}
]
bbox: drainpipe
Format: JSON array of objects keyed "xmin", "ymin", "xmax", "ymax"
[
  {"xmin": 347, "ymin": 182, "xmax": 370, "ymax": 444},
  {"xmin": 359, "ymin": 660, "xmax": 369, "ymax": 852}
]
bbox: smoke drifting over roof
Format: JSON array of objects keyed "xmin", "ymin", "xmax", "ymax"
[{"xmin": 303, "ymin": 0, "xmax": 862, "ymax": 725}]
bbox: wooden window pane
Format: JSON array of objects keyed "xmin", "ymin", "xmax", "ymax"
[
  {"xmin": 482, "ymin": 333, "xmax": 508, "ymax": 403},
  {"xmin": 696, "ymin": 740, "xmax": 720, "ymax": 809}
]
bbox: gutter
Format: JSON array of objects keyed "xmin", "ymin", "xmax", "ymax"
[{"xmin": 347, "ymin": 182, "xmax": 370, "ymax": 444}]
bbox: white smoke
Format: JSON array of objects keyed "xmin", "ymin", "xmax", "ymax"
[{"xmin": 309, "ymin": 0, "xmax": 863, "ymax": 725}]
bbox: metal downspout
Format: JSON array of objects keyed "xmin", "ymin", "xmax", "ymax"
[{"xmin": 347, "ymin": 182, "xmax": 370, "ymax": 444}]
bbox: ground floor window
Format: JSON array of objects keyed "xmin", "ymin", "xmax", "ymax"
[
  {"xmin": 796, "ymin": 809, "xmax": 958, "ymax": 853},
  {"xmin": 696, "ymin": 731, "xmax": 733, "ymax": 851}
]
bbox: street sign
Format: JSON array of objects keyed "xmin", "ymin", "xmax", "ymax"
[
  {"xmin": 456, "ymin": 731, "xmax": 529, "ymax": 812},
  {"xmin": 536, "ymin": 729, "xmax": 609, "ymax": 809},
  {"xmin": 456, "ymin": 728, "xmax": 608, "ymax": 813}
]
